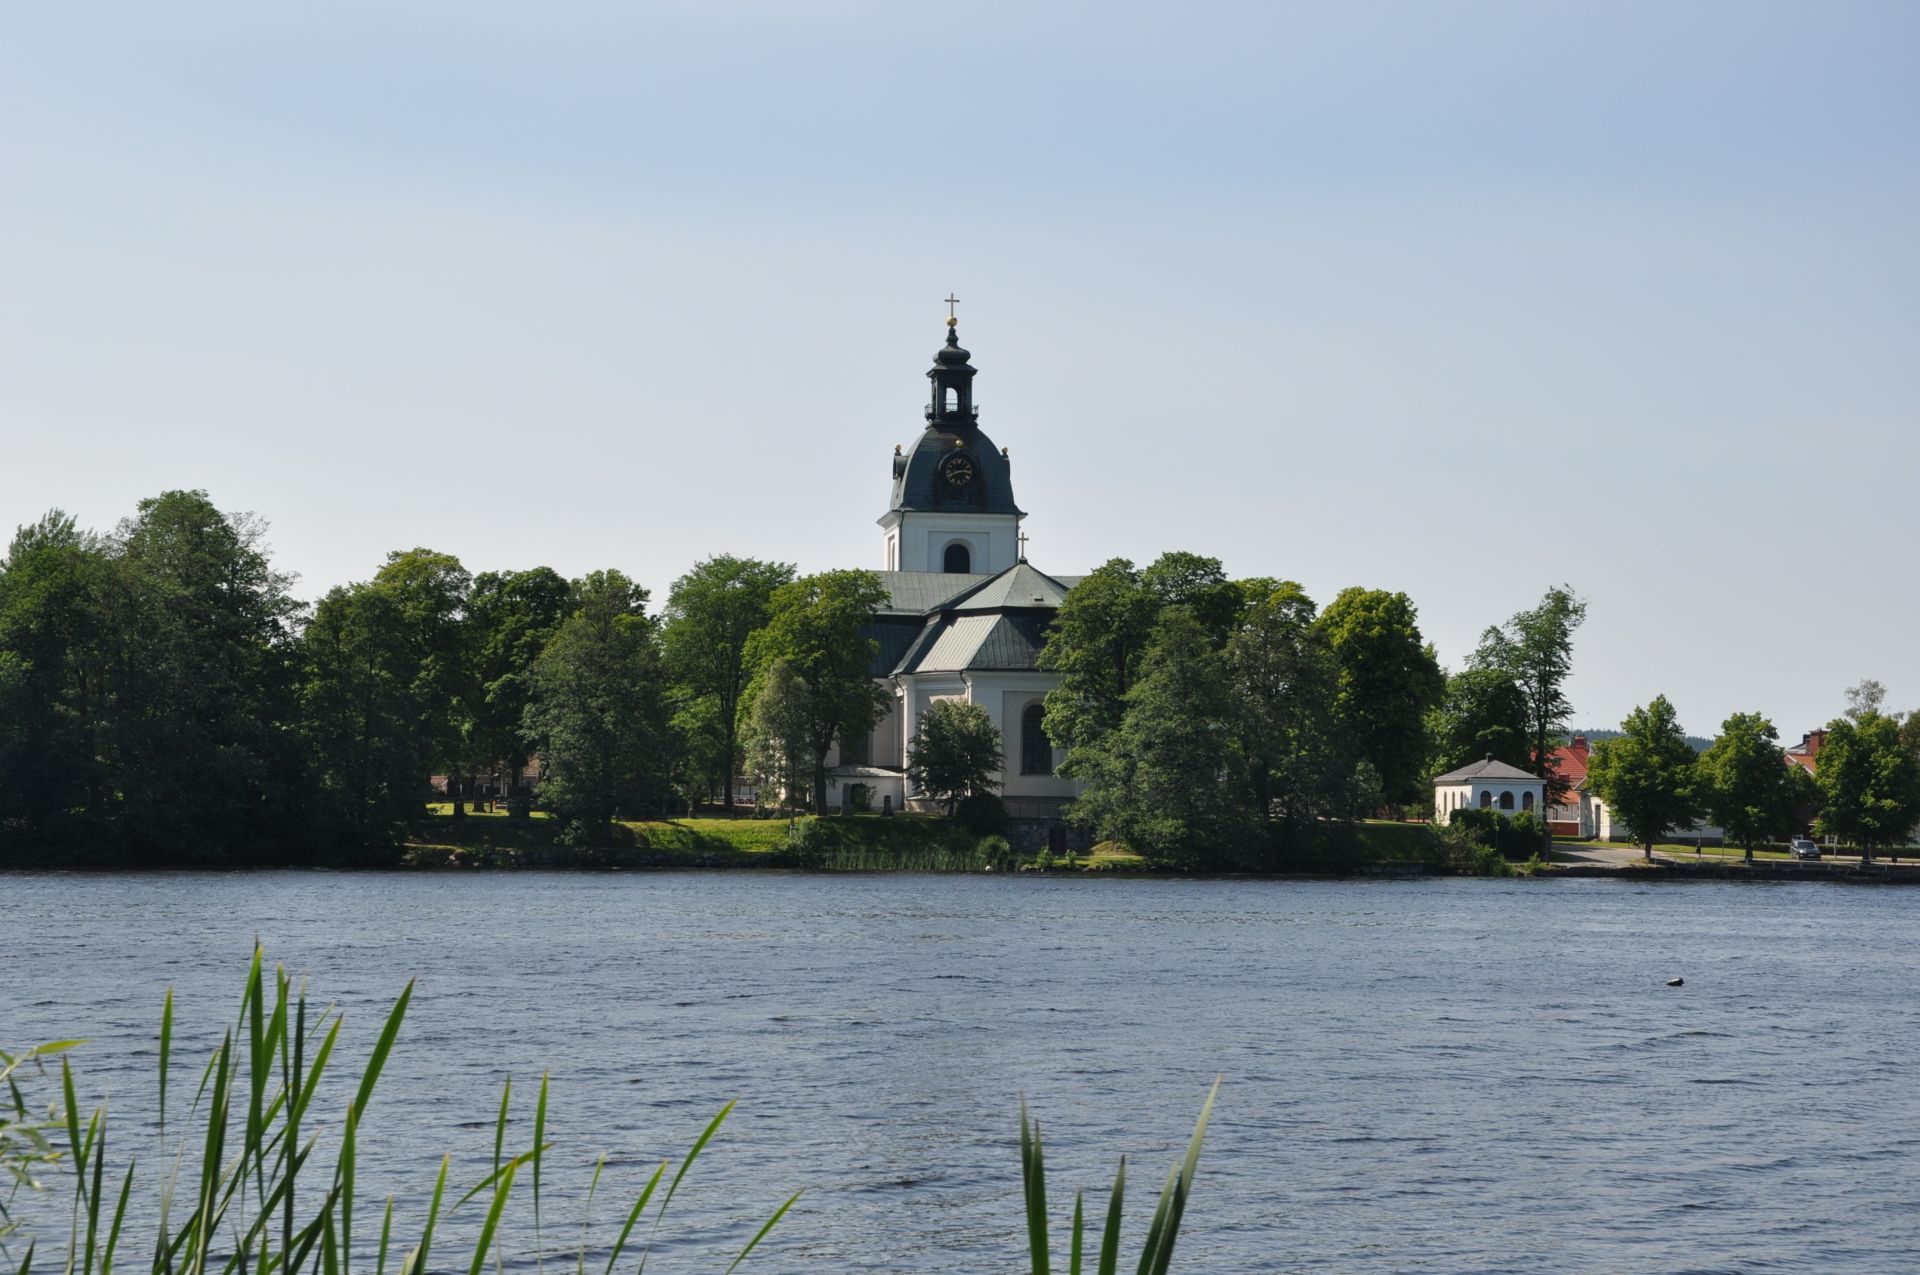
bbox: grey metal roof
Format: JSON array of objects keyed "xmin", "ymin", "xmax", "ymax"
[
  {"xmin": 947, "ymin": 562, "xmax": 1072, "ymax": 612},
  {"xmin": 898, "ymin": 612, "xmax": 1051, "ymax": 673},
  {"xmin": 1433, "ymin": 758, "xmax": 1544, "ymax": 784},
  {"xmin": 867, "ymin": 615, "xmax": 930, "ymax": 677},
  {"xmin": 871, "ymin": 571, "xmax": 990, "ymax": 615}
]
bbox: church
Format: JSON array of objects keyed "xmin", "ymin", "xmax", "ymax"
[{"xmin": 817, "ymin": 312, "xmax": 1085, "ymax": 826}]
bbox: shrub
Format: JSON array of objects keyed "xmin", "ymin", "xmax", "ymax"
[
  {"xmin": 976, "ymin": 834, "xmax": 1015, "ymax": 870},
  {"xmin": 954, "ymin": 792, "xmax": 1009, "ymax": 836}
]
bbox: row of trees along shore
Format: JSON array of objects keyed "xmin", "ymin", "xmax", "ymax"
[
  {"xmin": 8, "ymin": 491, "xmax": 1907, "ymax": 869},
  {"xmin": 1036, "ymin": 555, "xmax": 1586, "ymax": 868},
  {"xmin": 0, "ymin": 492, "xmax": 899, "ymax": 864},
  {"xmin": 0, "ymin": 492, "xmax": 1587, "ymax": 867},
  {"xmin": 1589, "ymin": 680, "xmax": 1920, "ymax": 863}
]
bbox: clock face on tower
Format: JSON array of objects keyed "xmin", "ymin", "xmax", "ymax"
[{"xmin": 940, "ymin": 453, "xmax": 977, "ymax": 488}]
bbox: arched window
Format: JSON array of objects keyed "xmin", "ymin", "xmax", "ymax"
[
  {"xmin": 943, "ymin": 542, "xmax": 971, "ymax": 574},
  {"xmin": 1478, "ymin": 790, "xmax": 1491, "ymax": 809},
  {"xmin": 1021, "ymin": 703, "xmax": 1052, "ymax": 775},
  {"xmin": 1499, "ymin": 791, "xmax": 1515, "ymax": 811},
  {"xmin": 1522, "ymin": 791, "xmax": 1535, "ymax": 811}
]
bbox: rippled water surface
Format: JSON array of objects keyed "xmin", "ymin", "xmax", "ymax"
[{"xmin": 5, "ymin": 872, "xmax": 1919, "ymax": 1272}]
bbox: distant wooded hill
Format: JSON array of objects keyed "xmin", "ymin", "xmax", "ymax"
[{"xmin": 1572, "ymin": 727, "xmax": 1715, "ymax": 754}]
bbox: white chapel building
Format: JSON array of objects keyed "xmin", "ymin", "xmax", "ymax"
[{"xmin": 820, "ymin": 317, "xmax": 1084, "ymax": 825}]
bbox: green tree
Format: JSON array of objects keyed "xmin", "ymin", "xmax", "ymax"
[
  {"xmin": 1473, "ymin": 586, "xmax": 1586, "ymax": 803},
  {"xmin": 743, "ymin": 569, "xmax": 890, "ymax": 812},
  {"xmin": 0, "ymin": 512, "xmax": 115, "ymax": 858},
  {"xmin": 1225, "ymin": 581, "xmax": 1349, "ymax": 842},
  {"xmin": 301, "ymin": 582, "xmax": 427, "ymax": 856},
  {"xmin": 1587, "ymin": 694, "xmax": 1698, "ymax": 860},
  {"xmin": 1316, "ymin": 587, "xmax": 1444, "ymax": 807},
  {"xmin": 371, "ymin": 548, "xmax": 475, "ymax": 811},
  {"xmin": 1813, "ymin": 709, "xmax": 1920, "ymax": 863},
  {"xmin": 522, "ymin": 571, "xmax": 670, "ymax": 842},
  {"xmin": 1039, "ymin": 558, "xmax": 1159, "ymax": 776},
  {"xmin": 466, "ymin": 567, "xmax": 571, "ymax": 813},
  {"xmin": 108, "ymin": 491, "xmax": 303, "ymax": 862},
  {"xmin": 662, "ymin": 555, "xmax": 796, "ymax": 811},
  {"xmin": 1140, "ymin": 551, "xmax": 1243, "ymax": 648},
  {"xmin": 742, "ymin": 658, "xmax": 813, "ymax": 814},
  {"xmin": 1426, "ymin": 666, "xmax": 1531, "ymax": 780},
  {"xmin": 1071, "ymin": 609, "xmax": 1255, "ymax": 869},
  {"xmin": 1695, "ymin": 711, "xmax": 1798, "ymax": 863},
  {"xmin": 906, "ymin": 699, "xmax": 1004, "ymax": 815}
]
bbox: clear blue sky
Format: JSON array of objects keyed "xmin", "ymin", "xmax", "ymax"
[{"xmin": 3, "ymin": 1, "xmax": 1915, "ymax": 738}]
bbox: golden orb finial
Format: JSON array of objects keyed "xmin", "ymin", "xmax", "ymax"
[{"xmin": 946, "ymin": 316, "xmax": 958, "ymax": 327}]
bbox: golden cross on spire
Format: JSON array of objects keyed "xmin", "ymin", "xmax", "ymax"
[{"xmin": 944, "ymin": 293, "xmax": 961, "ymax": 323}]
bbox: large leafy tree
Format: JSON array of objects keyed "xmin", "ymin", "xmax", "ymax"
[
  {"xmin": 1814, "ymin": 709, "xmax": 1920, "ymax": 863},
  {"xmin": 1039, "ymin": 558, "xmax": 1160, "ymax": 769},
  {"xmin": 1071, "ymin": 608, "xmax": 1255, "ymax": 869},
  {"xmin": 1139, "ymin": 551, "xmax": 1243, "ymax": 648},
  {"xmin": 301, "ymin": 582, "xmax": 428, "ymax": 856},
  {"xmin": 906, "ymin": 699, "xmax": 1004, "ymax": 815},
  {"xmin": 522, "ymin": 571, "xmax": 671, "ymax": 842},
  {"xmin": 108, "ymin": 491, "xmax": 303, "ymax": 862},
  {"xmin": 662, "ymin": 555, "xmax": 795, "ymax": 810},
  {"xmin": 1473, "ymin": 586, "xmax": 1586, "ymax": 803},
  {"xmin": 1695, "ymin": 712, "xmax": 1799, "ymax": 864},
  {"xmin": 1225, "ymin": 581, "xmax": 1349, "ymax": 841},
  {"xmin": 742, "ymin": 658, "xmax": 813, "ymax": 815},
  {"xmin": 743, "ymin": 570, "xmax": 890, "ymax": 812},
  {"xmin": 1426, "ymin": 666, "xmax": 1531, "ymax": 779},
  {"xmin": 1315, "ymin": 587, "xmax": 1444, "ymax": 807},
  {"xmin": 0, "ymin": 512, "xmax": 116, "ymax": 857},
  {"xmin": 467, "ymin": 566, "xmax": 571, "ymax": 811},
  {"xmin": 1587, "ymin": 694, "xmax": 1698, "ymax": 860},
  {"xmin": 371, "ymin": 548, "xmax": 475, "ymax": 810}
]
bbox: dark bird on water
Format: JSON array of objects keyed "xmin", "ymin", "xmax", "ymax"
[{"xmin": 1666, "ymin": 977, "xmax": 1684, "ymax": 987}]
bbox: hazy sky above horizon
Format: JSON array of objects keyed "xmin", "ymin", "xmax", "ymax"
[{"xmin": 4, "ymin": 2, "xmax": 1915, "ymax": 738}]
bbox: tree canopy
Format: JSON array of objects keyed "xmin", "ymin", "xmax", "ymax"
[
  {"xmin": 1473, "ymin": 586, "xmax": 1586, "ymax": 803},
  {"xmin": 1587, "ymin": 694, "xmax": 1698, "ymax": 858},
  {"xmin": 1695, "ymin": 711, "xmax": 1800, "ymax": 862},
  {"xmin": 1316, "ymin": 587, "xmax": 1443, "ymax": 807},
  {"xmin": 906, "ymin": 700, "xmax": 1004, "ymax": 815},
  {"xmin": 663, "ymin": 555, "xmax": 795, "ymax": 808},
  {"xmin": 1814, "ymin": 706, "xmax": 1920, "ymax": 861}
]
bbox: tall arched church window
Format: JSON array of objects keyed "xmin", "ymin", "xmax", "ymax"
[
  {"xmin": 1522, "ymin": 791, "xmax": 1535, "ymax": 811},
  {"xmin": 943, "ymin": 542, "xmax": 971, "ymax": 574},
  {"xmin": 1499, "ymin": 791, "xmax": 1515, "ymax": 811},
  {"xmin": 1478, "ymin": 790, "xmax": 1491, "ymax": 810},
  {"xmin": 1021, "ymin": 704, "xmax": 1052, "ymax": 775}
]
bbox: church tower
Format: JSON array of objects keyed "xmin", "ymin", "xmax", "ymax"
[{"xmin": 878, "ymin": 311, "xmax": 1024, "ymax": 574}]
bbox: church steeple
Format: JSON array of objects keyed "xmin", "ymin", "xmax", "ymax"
[{"xmin": 926, "ymin": 314, "xmax": 978, "ymax": 426}]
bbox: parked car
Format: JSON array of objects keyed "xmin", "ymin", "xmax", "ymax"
[{"xmin": 1790, "ymin": 838, "xmax": 1820, "ymax": 860}]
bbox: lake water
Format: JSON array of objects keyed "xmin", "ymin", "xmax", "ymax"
[{"xmin": 4, "ymin": 872, "xmax": 1918, "ymax": 1272}]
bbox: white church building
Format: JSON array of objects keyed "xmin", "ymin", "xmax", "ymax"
[{"xmin": 819, "ymin": 317, "xmax": 1084, "ymax": 824}]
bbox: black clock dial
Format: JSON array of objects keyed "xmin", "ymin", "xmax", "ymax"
[{"xmin": 941, "ymin": 454, "xmax": 976, "ymax": 487}]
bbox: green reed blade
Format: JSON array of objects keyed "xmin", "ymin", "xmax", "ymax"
[
  {"xmin": 1069, "ymin": 1191, "xmax": 1084, "ymax": 1275},
  {"xmin": 466, "ymin": 1162, "xmax": 518, "ymax": 1275},
  {"xmin": 102, "ymin": 1163, "xmax": 133, "ymax": 1275},
  {"xmin": 83, "ymin": 1114, "xmax": 106, "ymax": 1275},
  {"xmin": 319, "ymin": 1207, "xmax": 340, "ymax": 1275},
  {"xmin": 600, "ymin": 1161, "xmax": 665, "ymax": 1275},
  {"xmin": 336, "ymin": 1106, "xmax": 357, "ymax": 1275},
  {"xmin": 720, "ymin": 1189, "xmax": 801, "ymax": 1275},
  {"xmin": 402, "ymin": 1155, "xmax": 448, "ymax": 1275},
  {"xmin": 60, "ymin": 1059, "xmax": 84, "ymax": 1182},
  {"xmin": 576, "ymin": 1156, "xmax": 605, "ymax": 1275},
  {"xmin": 291, "ymin": 1018, "xmax": 341, "ymax": 1129},
  {"xmin": 532, "ymin": 1073, "xmax": 549, "ymax": 1269},
  {"xmin": 373, "ymin": 1197, "xmax": 393, "ymax": 1275},
  {"xmin": 16, "ymin": 1240, "xmax": 33, "ymax": 1275},
  {"xmin": 1132, "ymin": 1164, "xmax": 1180, "ymax": 1275},
  {"xmin": 635, "ymin": 1101, "xmax": 734, "ymax": 1275},
  {"xmin": 491, "ymin": 1079, "xmax": 511, "ymax": 1181},
  {"xmin": 159, "ymin": 990, "xmax": 174, "ymax": 1133},
  {"xmin": 1097, "ymin": 1158, "xmax": 1125, "ymax": 1275},
  {"xmin": 1019, "ymin": 1102, "xmax": 1049, "ymax": 1275},
  {"xmin": 1138, "ymin": 1079, "xmax": 1217, "ymax": 1275},
  {"xmin": 350, "ymin": 984, "xmax": 413, "ymax": 1124},
  {"xmin": 453, "ymin": 1148, "xmax": 545, "ymax": 1213}
]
